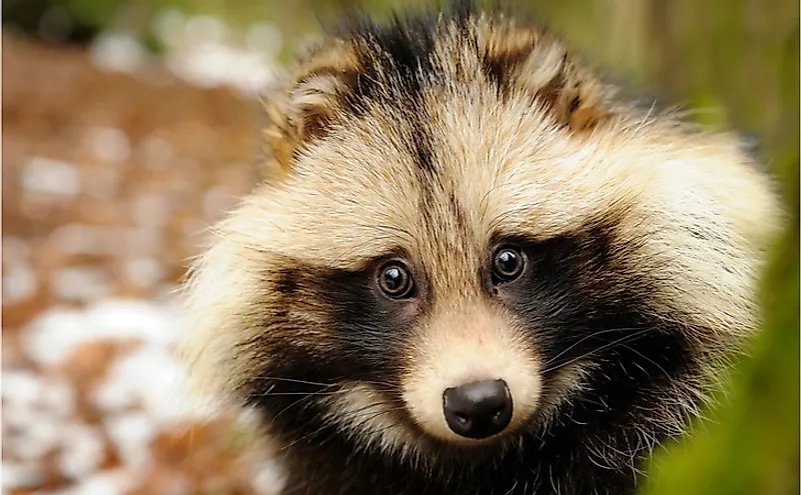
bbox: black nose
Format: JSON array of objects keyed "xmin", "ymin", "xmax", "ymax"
[{"xmin": 442, "ymin": 379, "xmax": 513, "ymax": 439}]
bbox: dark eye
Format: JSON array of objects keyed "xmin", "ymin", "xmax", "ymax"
[
  {"xmin": 378, "ymin": 262, "xmax": 415, "ymax": 299},
  {"xmin": 492, "ymin": 247, "xmax": 525, "ymax": 283}
]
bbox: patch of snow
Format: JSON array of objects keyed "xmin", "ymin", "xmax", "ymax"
[
  {"xmin": 22, "ymin": 299, "xmax": 180, "ymax": 367},
  {"xmin": 3, "ymin": 263, "xmax": 38, "ymax": 304},
  {"xmin": 23, "ymin": 308, "xmax": 88, "ymax": 366},
  {"xmin": 2, "ymin": 370, "xmax": 44, "ymax": 406},
  {"xmin": 89, "ymin": 32, "xmax": 146, "ymax": 73},
  {"xmin": 58, "ymin": 423, "xmax": 106, "ymax": 479},
  {"xmin": 22, "ymin": 157, "xmax": 81, "ymax": 197},
  {"xmin": 2, "ymin": 462, "xmax": 43, "ymax": 489},
  {"xmin": 123, "ymin": 257, "xmax": 164, "ymax": 288},
  {"xmin": 88, "ymin": 127, "xmax": 131, "ymax": 164},
  {"xmin": 83, "ymin": 299, "xmax": 180, "ymax": 345},
  {"xmin": 39, "ymin": 377, "xmax": 76, "ymax": 419},
  {"xmin": 94, "ymin": 344, "xmax": 195, "ymax": 424},
  {"xmin": 5, "ymin": 407, "xmax": 63, "ymax": 460},
  {"xmin": 159, "ymin": 12, "xmax": 278, "ymax": 96},
  {"xmin": 167, "ymin": 43, "xmax": 236, "ymax": 88},
  {"xmin": 52, "ymin": 266, "xmax": 111, "ymax": 302},
  {"xmin": 105, "ymin": 412, "xmax": 157, "ymax": 470}
]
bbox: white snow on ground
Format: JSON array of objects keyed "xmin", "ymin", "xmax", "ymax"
[
  {"xmin": 58, "ymin": 422, "xmax": 107, "ymax": 479},
  {"xmin": 2, "ymin": 263, "xmax": 38, "ymax": 305},
  {"xmin": 5, "ymin": 12, "xmax": 288, "ymax": 491},
  {"xmin": 22, "ymin": 157, "xmax": 82, "ymax": 197},
  {"xmin": 89, "ymin": 32, "xmax": 148, "ymax": 74},
  {"xmin": 52, "ymin": 267, "xmax": 113, "ymax": 303},
  {"xmin": 2, "ymin": 462, "xmax": 44, "ymax": 491},
  {"xmin": 88, "ymin": 126, "xmax": 132, "ymax": 165},
  {"xmin": 89, "ymin": 11, "xmax": 281, "ymax": 97},
  {"xmin": 4, "ymin": 297, "xmax": 284, "ymax": 494},
  {"xmin": 22, "ymin": 299, "xmax": 178, "ymax": 366}
]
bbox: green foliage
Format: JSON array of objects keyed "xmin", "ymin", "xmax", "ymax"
[{"xmin": 635, "ymin": 3, "xmax": 799, "ymax": 493}]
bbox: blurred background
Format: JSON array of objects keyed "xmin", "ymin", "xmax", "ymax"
[{"xmin": 2, "ymin": 0, "xmax": 798, "ymax": 494}]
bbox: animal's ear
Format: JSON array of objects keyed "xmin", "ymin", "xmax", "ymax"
[
  {"xmin": 261, "ymin": 40, "xmax": 360, "ymax": 177},
  {"xmin": 519, "ymin": 40, "xmax": 609, "ymax": 131},
  {"xmin": 492, "ymin": 34, "xmax": 610, "ymax": 132}
]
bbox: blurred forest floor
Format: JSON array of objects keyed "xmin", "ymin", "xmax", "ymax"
[
  {"xmin": 3, "ymin": 34, "xmax": 280, "ymax": 494},
  {"xmin": 2, "ymin": 1, "xmax": 799, "ymax": 494}
]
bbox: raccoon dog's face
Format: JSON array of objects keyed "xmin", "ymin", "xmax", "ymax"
[{"xmin": 180, "ymin": 8, "xmax": 780, "ymax": 467}]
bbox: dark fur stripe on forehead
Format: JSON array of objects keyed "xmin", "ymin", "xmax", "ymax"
[
  {"xmin": 325, "ymin": 1, "xmax": 477, "ymax": 103},
  {"xmin": 275, "ymin": 0, "xmax": 607, "ymax": 172},
  {"xmin": 328, "ymin": 5, "xmax": 470, "ymax": 174}
]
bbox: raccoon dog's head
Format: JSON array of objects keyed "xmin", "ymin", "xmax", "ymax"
[{"xmin": 180, "ymin": 4, "xmax": 780, "ymax": 467}]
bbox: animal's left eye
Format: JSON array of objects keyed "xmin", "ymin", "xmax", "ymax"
[
  {"xmin": 377, "ymin": 262, "xmax": 415, "ymax": 299},
  {"xmin": 492, "ymin": 247, "xmax": 525, "ymax": 283}
]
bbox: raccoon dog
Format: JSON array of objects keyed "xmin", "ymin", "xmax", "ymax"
[{"xmin": 179, "ymin": 2, "xmax": 781, "ymax": 494}]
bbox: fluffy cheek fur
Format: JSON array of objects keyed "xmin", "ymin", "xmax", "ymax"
[
  {"xmin": 401, "ymin": 307, "xmax": 541, "ymax": 444},
  {"xmin": 321, "ymin": 384, "xmax": 414, "ymax": 456}
]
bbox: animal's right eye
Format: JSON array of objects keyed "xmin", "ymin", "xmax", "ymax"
[
  {"xmin": 377, "ymin": 262, "xmax": 415, "ymax": 299},
  {"xmin": 492, "ymin": 246, "xmax": 526, "ymax": 284}
]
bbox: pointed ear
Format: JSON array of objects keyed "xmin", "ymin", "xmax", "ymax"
[
  {"xmin": 481, "ymin": 27, "xmax": 609, "ymax": 133},
  {"xmin": 517, "ymin": 40, "xmax": 609, "ymax": 131},
  {"xmin": 261, "ymin": 40, "xmax": 360, "ymax": 177}
]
